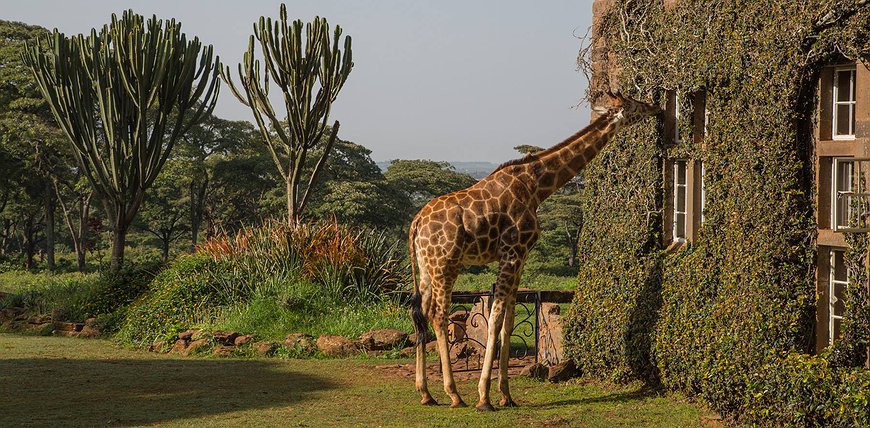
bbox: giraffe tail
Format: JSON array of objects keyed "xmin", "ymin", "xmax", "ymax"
[{"xmin": 408, "ymin": 216, "xmax": 427, "ymax": 347}]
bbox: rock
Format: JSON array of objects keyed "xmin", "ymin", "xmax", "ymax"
[
  {"xmin": 316, "ymin": 335, "xmax": 361, "ymax": 357},
  {"xmin": 183, "ymin": 339, "xmax": 209, "ymax": 356},
  {"xmin": 448, "ymin": 312, "xmax": 468, "ymax": 341},
  {"xmin": 177, "ymin": 329, "xmax": 200, "ymax": 341},
  {"xmin": 84, "ymin": 317, "xmax": 98, "ymax": 327},
  {"xmin": 212, "ymin": 331, "xmax": 240, "ymax": 345},
  {"xmin": 234, "ymin": 334, "xmax": 255, "ymax": 346},
  {"xmin": 520, "ymin": 362, "xmax": 548, "ymax": 380},
  {"xmin": 359, "ymin": 329, "xmax": 408, "ymax": 351},
  {"xmin": 78, "ymin": 325, "xmax": 100, "ymax": 339},
  {"xmin": 284, "ymin": 333, "xmax": 316, "ymax": 352},
  {"xmin": 191, "ymin": 330, "xmax": 207, "ymax": 341},
  {"xmin": 408, "ymin": 330, "xmax": 435, "ymax": 345},
  {"xmin": 213, "ymin": 345, "xmax": 235, "ymax": 357},
  {"xmin": 53, "ymin": 321, "xmax": 83, "ymax": 332},
  {"xmin": 399, "ymin": 346, "xmax": 416, "ymax": 358},
  {"xmin": 169, "ymin": 339, "xmax": 188, "ymax": 354},
  {"xmin": 148, "ymin": 339, "xmax": 167, "ymax": 353},
  {"xmin": 547, "ymin": 359, "xmax": 577, "ymax": 383},
  {"xmin": 26, "ymin": 322, "xmax": 54, "ymax": 336},
  {"xmin": 254, "ymin": 341, "xmax": 279, "ymax": 356},
  {"xmin": 425, "ymin": 341, "xmax": 439, "ymax": 353}
]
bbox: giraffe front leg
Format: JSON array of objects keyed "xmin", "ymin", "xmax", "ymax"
[
  {"xmin": 476, "ymin": 296, "xmax": 505, "ymax": 412},
  {"xmin": 498, "ymin": 299, "xmax": 518, "ymax": 407},
  {"xmin": 433, "ymin": 309, "xmax": 466, "ymax": 407}
]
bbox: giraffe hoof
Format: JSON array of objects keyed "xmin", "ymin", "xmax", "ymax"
[
  {"xmin": 499, "ymin": 398, "xmax": 519, "ymax": 408},
  {"xmin": 450, "ymin": 399, "xmax": 467, "ymax": 408},
  {"xmin": 475, "ymin": 402, "xmax": 495, "ymax": 412},
  {"xmin": 421, "ymin": 396, "xmax": 438, "ymax": 406}
]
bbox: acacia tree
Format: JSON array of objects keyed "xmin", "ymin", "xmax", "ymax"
[
  {"xmin": 221, "ymin": 4, "xmax": 353, "ymax": 225},
  {"xmin": 23, "ymin": 11, "xmax": 220, "ymax": 269}
]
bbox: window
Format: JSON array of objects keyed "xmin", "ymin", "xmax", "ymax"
[
  {"xmin": 700, "ymin": 162, "xmax": 706, "ymax": 224},
  {"xmin": 672, "ymin": 160, "xmax": 687, "ymax": 242},
  {"xmin": 832, "ymin": 159, "xmax": 854, "ymax": 230},
  {"xmin": 831, "ymin": 157, "xmax": 870, "ymax": 232},
  {"xmin": 833, "ymin": 67, "xmax": 856, "ymax": 139},
  {"xmin": 828, "ymin": 250, "xmax": 848, "ymax": 345}
]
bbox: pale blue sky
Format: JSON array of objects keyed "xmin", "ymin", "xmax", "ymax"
[{"xmin": 2, "ymin": 1, "xmax": 594, "ymax": 162}]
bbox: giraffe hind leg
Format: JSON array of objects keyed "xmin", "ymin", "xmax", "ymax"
[
  {"xmin": 431, "ymin": 265, "xmax": 466, "ymax": 408},
  {"xmin": 414, "ymin": 254, "xmax": 436, "ymax": 405}
]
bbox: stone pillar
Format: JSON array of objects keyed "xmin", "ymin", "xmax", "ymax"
[
  {"xmin": 537, "ymin": 303, "xmax": 564, "ymax": 365},
  {"xmin": 466, "ymin": 296, "xmax": 491, "ymax": 347}
]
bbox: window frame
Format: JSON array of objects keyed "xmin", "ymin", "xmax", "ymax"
[
  {"xmin": 832, "ymin": 66, "xmax": 856, "ymax": 140},
  {"xmin": 828, "ymin": 249, "xmax": 848, "ymax": 345},
  {"xmin": 672, "ymin": 160, "xmax": 688, "ymax": 243}
]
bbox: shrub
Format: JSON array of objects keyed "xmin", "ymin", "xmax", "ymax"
[{"xmin": 119, "ymin": 221, "xmax": 411, "ymax": 346}]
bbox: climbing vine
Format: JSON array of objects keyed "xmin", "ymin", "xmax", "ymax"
[{"xmin": 563, "ymin": 0, "xmax": 870, "ymax": 425}]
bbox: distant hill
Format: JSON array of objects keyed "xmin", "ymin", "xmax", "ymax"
[{"xmin": 376, "ymin": 160, "xmax": 500, "ymax": 180}]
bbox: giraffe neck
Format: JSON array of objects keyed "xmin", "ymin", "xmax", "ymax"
[{"xmin": 527, "ymin": 112, "xmax": 621, "ymax": 206}]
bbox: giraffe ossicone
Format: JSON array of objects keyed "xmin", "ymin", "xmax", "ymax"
[{"xmin": 408, "ymin": 91, "xmax": 661, "ymax": 411}]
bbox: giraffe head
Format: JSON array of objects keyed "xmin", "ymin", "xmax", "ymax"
[{"xmin": 593, "ymin": 90, "xmax": 662, "ymax": 127}]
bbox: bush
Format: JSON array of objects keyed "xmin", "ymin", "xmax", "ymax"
[{"xmin": 118, "ymin": 221, "xmax": 412, "ymax": 347}]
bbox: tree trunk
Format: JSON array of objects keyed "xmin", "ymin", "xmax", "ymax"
[
  {"xmin": 287, "ymin": 177, "xmax": 298, "ymax": 226},
  {"xmin": 23, "ymin": 218, "xmax": 36, "ymax": 270},
  {"xmin": 44, "ymin": 181, "xmax": 55, "ymax": 272},
  {"xmin": 110, "ymin": 222, "xmax": 127, "ymax": 271},
  {"xmin": 162, "ymin": 235, "xmax": 170, "ymax": 263},
  {"xmin": 75, "ymin": 195, "xmax": 91, "ymax": 272}
]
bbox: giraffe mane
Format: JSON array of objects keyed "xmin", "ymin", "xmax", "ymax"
[{"xmin": 490, "ymin": 113, "xmax": 612, "ymax": 174}]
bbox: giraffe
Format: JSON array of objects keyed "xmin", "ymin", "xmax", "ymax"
[{"xmin": 407, "ymin": 91, "xmax": 661, "ymax": 411}]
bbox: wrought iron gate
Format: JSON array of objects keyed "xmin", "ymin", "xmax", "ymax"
[{"xmin": 447, "ymin": 289, "xmax": 540, "ymax": 372}]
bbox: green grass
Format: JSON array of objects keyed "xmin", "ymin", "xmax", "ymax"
[
  {"xmin": 0, "ymin": 333, "xmax": 714, "ymax": 427},
  {"xmin": 204, "ymin": 294, "xmax": 413, "ymax": 341},
  {"xmin": 455, "ymin": 272, "xmax": 576, "ymax": 291}
]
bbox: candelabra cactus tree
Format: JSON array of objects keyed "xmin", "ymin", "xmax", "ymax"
[
  {"xmin": 221, "ymin": 4, "xmax": 353, "ymax": 226},
  {"xmin": 23, "ymin": 10, "xmax": 220, "ymax": 270}
]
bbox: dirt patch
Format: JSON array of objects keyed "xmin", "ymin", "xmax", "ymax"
[{"xmin": 374, "ymin": 356, "xmax": 535, "ymax": 381}]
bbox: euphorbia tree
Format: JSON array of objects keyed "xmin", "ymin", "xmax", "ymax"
[
  {"xmin": 221, "ymin": 4, "xmax": 353, "ymax": 226},
  {"xmin": 23, "ymin": 10, "xmax": 220, "ymax": 269}
]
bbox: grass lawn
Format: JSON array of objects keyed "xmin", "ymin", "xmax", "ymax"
[{"xmin": 0, "ymin": 334, "xmax": 715, "ymax": 427}]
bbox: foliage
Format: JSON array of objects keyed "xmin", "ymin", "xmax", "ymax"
[
  {"xmin": 23, "ymin": 10, "xmax": 220, "ymax": 269},
  {"xmin": 1, "ymin": 261, "xmax": 161, "ymax": 331},
  {"xmin": 562, "ymin": 0, "xmax": 869, "ymax": 426},
  {"xmin": 384, "ymin": 159, "xmax": 476, "ymax": 216},
  {"xmin": 119, "ymin": 221, "xmax": 409, "ymax": 346}
]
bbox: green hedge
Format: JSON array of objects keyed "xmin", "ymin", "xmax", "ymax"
[{"xmin": 563, "ymin": 0, "xmax": 870, "ymax": 425}]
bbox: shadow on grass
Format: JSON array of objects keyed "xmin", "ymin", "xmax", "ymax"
[
  {"xmin": 525, "ymin": 386, "xmax": 658, "ymax": 409},
  {"xmin": 0, "ymin": 357, "xmax": 336, "ymax": 427}
]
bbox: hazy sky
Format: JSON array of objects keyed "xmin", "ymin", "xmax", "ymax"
[{"xmin": 3, "ymin": 1, "xmax": 594, "ymax": 163}]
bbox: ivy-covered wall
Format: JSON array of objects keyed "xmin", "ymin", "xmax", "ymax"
[{"xmin": 563, "ymin": 0, "xmax": 870, "ymax": 425}]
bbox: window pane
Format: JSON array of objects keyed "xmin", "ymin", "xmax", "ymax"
[
  {"xmin": 833, "ymin": 282, "xmax": 846, "ymax": 316},
  {"xmin": 836, "ymin": 105, "xmax": 853, "ymax": 136},
  {"xmin": 675, "ymin": 213, "xmax": 685, "ymax": 238},
  {"xmin": 676, "ymin": 162, "xmax": 686, "ymax": 184},
  {"xmin": 833, "ymin": 318, "xmax": 842, "ymax": 342},
  {"xmin": 837, "ymin": 70, "xmax": 854, "ymax": 102},
  {"xmin": 833, "ymin": 251, "xmax": 847, "ymax": 282},
  {"xmin": 676, "ymin": 186, "xmax": 686, "ymax": 211}
]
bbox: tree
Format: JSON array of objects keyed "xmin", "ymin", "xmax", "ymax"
[
  {"xmin": 173, "ymin": 115, "xmax": 257, "ymax": 248},
  {"xmin": 0, "ymin": 20, "xmax": 78, "ymax": 271},
  {"xmin": 23, "ymin": 11, "xmax": 220, "ymax": 270},
  {"xmin": 306, "ymin": 136, "xmax": 408, "ymax": 230},
  {"xmin": 135, "ymin": 161, "xmax": 188, "ymax": 262},
  {"xmin": 384, "ymin": 160, "xmax": 477, "ymax": 216},
  {"xmin": 221, "ymin": 5, "xmax": 353, "ymax": 225}
]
